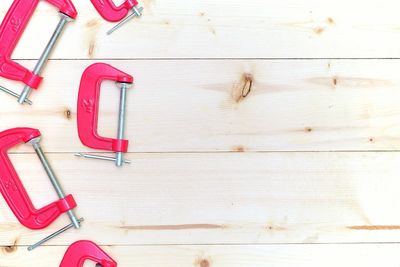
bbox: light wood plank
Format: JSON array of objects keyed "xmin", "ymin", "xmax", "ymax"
[
  {"xmin": 0, "ymin": 152, "xmax": 399, "ymax": 246},
  {"xmin": 1, "ymin": 244, "xmax": 400, "ymax": 266},
  {"xmin": 1, "ymin": 59, "xmax": 400, "ymax": 152},
  {"xmin": 2, "ymin": 0, "xmax": 400, "ymax": 58}
]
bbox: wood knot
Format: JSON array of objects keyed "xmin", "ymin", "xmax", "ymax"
[
  {"xmin": 86, "ymin": 19, "xmax": 100, "ymax": 28},
  {"xmin": 332, "ymin": 77, "xmax": 338, "ymax": 87},
  {"xmin": 88, "ymin": 40, "xmax": 96, "ymax": 58},
  {"xmin": 64, "ymin": 108, "xmax": 72, "ymax": 120},
  {"xmin": 3, "ymin": 238, "xmax": 18, "ymax": 253},
  {"xmin": 195, "ymin": 257, "xmax": 212, "ymax": 267},
  {"xmin": 265, "ymin": 224, "xmax": 286, "ymax": 231},
  {"xmin": 314, "ymin": 27, "xmax": 325, "ymax": 34},
  {"xmin": 4, "ymin": 245, "xmax": 17, "ymax": 253},
  {"xmin": 241, "ymin": 74, "xmax": 253, "ymax": 98},
  {"xmin": 305, "ymin": 127, "xmax": 313, "ymax": 132},
  {"xmin": 233, "ymin": 145, "xmax": 245, "ymax": 152},
  {"xmin": 199, "ymin": 259, "xmax": 210, "ymax": 267},
  {"xmin": 233, "ymin": 73, "xmax": 253, "ymax": 103}
]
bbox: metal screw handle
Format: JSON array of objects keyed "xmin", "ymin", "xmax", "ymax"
[
  {"xmin": 75, "ymin": 153, "xmax": 131, "ymax": 164},
  {"xmin": 0, "ymin": 85, "xmax": 32, "ymax": 104},
  {"xmin": 28, "ymin": 218, "xmax": 84, "ymax": 251},
  {"xmin": 107, "ymin": 6, "xmax": 143, "ymax": 35}
]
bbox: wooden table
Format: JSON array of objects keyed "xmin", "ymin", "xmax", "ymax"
[{"xmin": 1, "ymin": 0, "xmax": 400, "ymax": 265}]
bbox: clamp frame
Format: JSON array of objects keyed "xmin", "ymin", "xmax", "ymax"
[
  {"xmin": 0, "ymin": 0, "xmax": 77, "ymax": 105},
  {"xmin": 0, "ymin": 127, "xmax": 83, "ymax": 250},
  {"xmin": 76, "ymin": 63, "xmax": 133, "ymax": 167}
]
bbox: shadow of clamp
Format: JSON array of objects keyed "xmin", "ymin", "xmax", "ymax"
[
  {"xmin": 60, "ymin": 240, "xmax": 117, "ymax": 267},
  {"xmin": 90, "ymin": 0, "xmax": 143, "ymax": 34},
  {"xmin": 0, "ymin": 128, "xmax": 83, "ymax": 251},
  {"xmin": 0, "ymin": 0, "xmax": 77, "ymax": 105},
  {"xmin": 76, "ymin": 63, "xmax": 134, "ymax": 167}
]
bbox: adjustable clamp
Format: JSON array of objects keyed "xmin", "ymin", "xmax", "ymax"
[
  {"xmin": 76, "ymin": 63, "xmax": 133, "ymax": 167},
  {"xmin": 0, "ymin": 128, "xmax": 83, "ymax": 250},
  {"xmin": 60, "ymin": 240, "xmax": 117, "ymax": 267},
  {"xmin": 90, "ymin": 0, "xmax": 143, "ymax": 35},
  {"xmin": 0, "ymin": 0, "xmax": 77, "ymax": 105}
]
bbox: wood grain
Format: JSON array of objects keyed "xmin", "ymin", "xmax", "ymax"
[
  {"xmin": 1, "ymin": 0, "xmax": 399, "ymax": 265},
  {"xmin": 1, "ymin": 59, "xmax": 400, "ymax": 152},
  {"xmin": 0, "ymin": 152, "xmax": 400, "ymax": 246},
  {"xmin": 3, "ymin": 0, "xmax": 400, "ymax": 59},
  {"xmin": 1, "ymin": 244, "xmax": 400, "ymax": 267}
]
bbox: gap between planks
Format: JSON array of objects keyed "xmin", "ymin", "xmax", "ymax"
[{"xmin": 10, "ymin": 58, "xmax": 400, "ymax": 61}]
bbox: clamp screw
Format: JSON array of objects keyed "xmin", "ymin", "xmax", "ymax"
[
  {"xmin": 27, "ymin": 137, "xmax": 82, "ymax": 251},
  {"xmin": 18, "ymin": 13, "xmax": 73, "ymax": 104}
]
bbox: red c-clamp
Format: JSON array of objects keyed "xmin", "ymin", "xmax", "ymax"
[
  {"xmin": 60, "ymin": 240, "xmax": 117, "ymax": 267},
  {"xmin": 0, "ymin": 128, "xmax": 83, "ymax": 251},
  {"xmin": 0, "ymin": 0, "xmax": 77, "ymax": 105},
  {"xmin": 90, "ymin": 0, "xmax": 143, "ymax": 35},
  {"xmin": 76, "ymin": 63, "xmax": 133, "ymax": 167}
]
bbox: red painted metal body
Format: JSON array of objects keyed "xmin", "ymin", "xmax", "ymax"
[
  {"xmin": 77, "ymin": 63, "xmax": 133, "ymax": 153},
  {"xmin": 60, "ymin": 240, "xmax": 117, "ymax": 267},
  {"xmin": 0, "ymin": 0, "xmax": 77, "ymax": 89},
  {"xmin": 0, "ymin": 128, "xmax": 77, "ymax": 229},
  {"xmin": 90, "ymin": 0, "xmax": 138, "ymax": 22}
]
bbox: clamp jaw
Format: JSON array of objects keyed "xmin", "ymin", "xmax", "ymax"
[
  {"xmin": 90, "ymin": 0, "xmax": 143, "ymax": 34},
  {"xmin": 0, "ymin": 128, "xmax": 82, "ymax": 250},
  {"xmin": 76, "ymin": 63, "xmax": 133, "ymax": 167},
  {"xmin": 60, "ymin": 240, "xmax": 117, "ymax": 267},
  {"xmin": 0, "ymin": 0, "xmax": 77, "ymax": 105}
]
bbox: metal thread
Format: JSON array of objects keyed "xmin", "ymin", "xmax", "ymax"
[
  {"xmin": 116, "ymin": 83, "xmax": 129, "ymax": 167},
  {"xmin": 30, "ymin": 138, "xmax": 80, "ymax": 229},
  {"xmin": 18, "ymin": 13, "xmax": 72, "ymax": 104}
]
